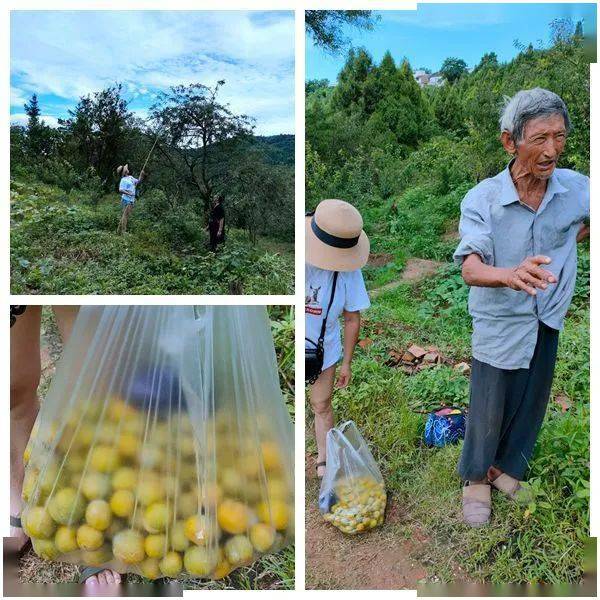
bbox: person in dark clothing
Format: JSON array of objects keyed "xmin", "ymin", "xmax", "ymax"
[{"xmin": 208, "ymin": 195, "xmax": 225, "ymax": 251}]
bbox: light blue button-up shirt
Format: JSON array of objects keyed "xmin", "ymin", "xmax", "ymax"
[{"xmin": 453, "ymin": 163, "xmax": 589, "ymax": 370}]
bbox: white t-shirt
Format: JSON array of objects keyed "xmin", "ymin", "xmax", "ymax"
[
  {"xmin": 119, "ymin": 175, "xmax": 139, "ymax": 204},
  {"xmin": 305, "ymin": 265, "xmax": 370, "ymax": 370}
]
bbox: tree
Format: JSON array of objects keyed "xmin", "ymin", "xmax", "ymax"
[
  {"xmin": 59, "ymin": 84, "xmax": 131, "ymax": 188},
  {"xmin": 24, "ymin": 94, "xmax": 41, "ymax": 129},
  {"xmin": 440, "ymin": 57, "xmax": 468, "ymax": 84},
  {"xmin": 305, "ymin": 10, "xmax": 377, "ymax": 53},
  {"xmin": 473, "ymin": 52, "xmax": 499, "ymax": 72},
  {"xmin": 332, "ymin": 48, "xmax": 376, "ymax": 115},
  {"xmin": 23, "ymin": 94, "xmax": 57, "ymax": 160},
  {"xmin": 150, "ymin": 82, "xmax": 254, "ymax": 216}
]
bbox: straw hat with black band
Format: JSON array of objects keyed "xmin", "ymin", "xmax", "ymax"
[{"xmin": 306, "ymin": 199, "xmax": 370, "ymax": 272}]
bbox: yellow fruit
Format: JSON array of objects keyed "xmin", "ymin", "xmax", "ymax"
[
  {"xmin": 85, "ymin": 499, "xmax": 112, "ymax": 531},
  {"xmin": 48, "ymin": 487, "xmax": 86, "ymax": 525},
  {"xmin": 217, "ymin": 500, "xmax": 249, "ymax": 534},
  {"xmin": 139, "ymin": 446, "xmax": 163, "ymax": 470},
  {"xmin": 184, "ymin": 515, "xmax": 218, "ymax": 545},
  {"xmin": 32, "ymin": 538, "xmax": 60, "ymax": 560},
  {"xmin": 81, "ymin": 472, "xmax": 111, "ymax": 500},
  {"xmin": 112, "ymin": 467, "xmax": 138, "ymax": 491},
  {"xmin": 39, "ymin": 463, "xmax": 59, "ymax": 494},
  {"xmin": 177, "ymin": 491, "xmax": 197, "ymax": 519},
  {"xmin": 266, "ymin": 479, "xmax": 288, "ymax": 501},
  {"xmin": 75, "ymin": 424, "xmax": 95, "ymax": 448},
  {"xmin": 159, "ymin": 551, "xmax": 183, "ymax": 577},
  {"xmin": 169, "ymin": 521, "xmax": 190, "ymax": 552},
  {"xmin": 76, "ymin": 524, "xmax": 104, "ymax": 551},
  {"xmin": 55, "ymin": 525, "xmax": 78, "ymax": 553},
  {"xmin": 220, "ymin": 468, "xmax": 244, "ymax": 496},
  {"xmin": 65, "ymin": 452, "xmax": 86, "ymax": 474},
  {"xmin": 23, "ymin": 507, "xmax": 56, "ymax": 539},
  {"xmin": 261, "ymin": 441, "xmax": 283, "ymax": 471},
  {"xmin": 141, "ymin": 557, "xmax": 161, "ymax": 580},
  {"xmin": 21, "ymin": 469, "xmax": 38, "ymax": 502},
  {"xmin": 224, "ymin": 535, "xmax": 253, "ymax": 565},
  {"xmin": 113, "ymin": 529, "xmax": 145, "ymax": 564},
  {"xmin": 137, "ymin": 477, "xmax": 165, "ymax": 505},
  {"xmin": 144, "ymin": 533, "xmax": 167, "ymax": 558},
  {"xmin": 90, "ymin": 445, "xmax": 120, "ymax": 473},
  {"xmin": 213, "ymin": 556, "xmax": 233, "ymax": 580},
  {"xmin": 107, "ymin": 398, "xmax": 137, "ymax": 421},
  {"xmin": 250, "ymin": 523, "xmax": 276, "ymax": 552},
  {"xmin": 117, "ymin": 433, "xmax": 140, "ymax": 459},
  {"xmin": 256, "ymin": 500, "xmax": 289, "ymax": 530},
  {"xmin": 82, "ymin": 544, "xmax": 112, "ymax": 566},
  {"xmin": 110, "ymin": 490, "xmax": 135, "ymax": 518},
  {"xmin": 97, "ymin": 423, "xmax": 117, "ymax": 445},
  {"xmin": 144, "ymin": 502, "xmax": 168, "ymax": 533},
  {"xmin": 183, "ymin": 546, "xmax": 218, "ymax": 576}
]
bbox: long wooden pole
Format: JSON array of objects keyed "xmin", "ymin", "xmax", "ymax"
[{"xmin": 140, "ymin": 129, "xmax": 161, "ymax": 174}]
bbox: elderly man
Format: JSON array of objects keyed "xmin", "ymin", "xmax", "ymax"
[{"xmin": 454, "ymin": 88, "xmax": 589, "ymax": 527}]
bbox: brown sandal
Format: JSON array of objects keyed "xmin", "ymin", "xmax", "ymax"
[
  {"xmin": 316, "ymin": 461, "xmax": 326, "ymax": 479},
  {"xmin": 490, "ymin": 473, "xmax": 530, "ymax": 502},
  {"xmin": 462, "ymin": 482, "xmax": 491, "ymax": 528}
]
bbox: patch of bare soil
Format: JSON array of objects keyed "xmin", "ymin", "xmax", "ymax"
[
  {"xmin": 371, "ymin": 258, "xmax": 444, "ymax": 298},
  {"xmin": 368, "ymin": 253, "xmax": 394, "ymax": 268},
  {"xmin": 305, "ymin": 455, "xmax": 429, "ymax": 590}
]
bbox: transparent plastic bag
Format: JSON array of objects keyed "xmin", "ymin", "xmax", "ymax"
[
  {"xmin": 21, "ymin": 305, "xmax": 294, "ymax": 580},
  {"xmin": 318, "ymin": 421, "xmax": 386, "ymax": 534}
]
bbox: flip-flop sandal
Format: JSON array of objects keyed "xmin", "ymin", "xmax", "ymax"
[
  {"xmin": 316, "ymin": 461, "xmax": 326, "ymax": 479},
  {"xmin": 490, "ymin": 473, "xmax": 530, "ymax": 502},
  {"xmin": 462, "ymin": 482, "xmax": 491, "ymax": 528},
  {"xmin": 10, "ymin": 515, "xmax": 32, "ymax": 557}
]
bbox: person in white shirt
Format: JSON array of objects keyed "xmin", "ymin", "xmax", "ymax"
[
  {"xmin": 116, "ymin": 164, "xmax": 145, "ymax": 234},
  {"xmin": 305, "ymin": 199, "xmax": 370, "ymax": 478}
]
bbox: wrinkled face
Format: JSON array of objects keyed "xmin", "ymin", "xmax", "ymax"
[{"xmin": 509, "ymin": 113, "xmax": 567, "ymax": 179}]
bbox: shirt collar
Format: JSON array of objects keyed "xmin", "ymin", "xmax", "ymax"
[{"xmin": 499, "ymin": 159, "xmax": 568, "ymax": 207}]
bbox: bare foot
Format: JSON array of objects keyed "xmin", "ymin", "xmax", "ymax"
[
  {"xmin": 316, "ymin": 464, "xmax": 326, "ymax": 478},
  {"xmin": 84, "ymin": 570, "xmax": 122, "ymax": 586}
]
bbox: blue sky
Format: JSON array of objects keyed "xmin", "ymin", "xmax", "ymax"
[
  {"xmin": 11, "ymin": 10, "xmax": 295, "ymax": 135},
  {"xmin": 306, "ymin": 3, "xmax": 597, "ymax": 81}
]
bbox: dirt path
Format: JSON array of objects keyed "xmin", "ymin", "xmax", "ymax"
[
  {"xmin": 370, "ymin": 258, "xmax": 444, "ymax": 298},
  {"xmin": 305, "ymin": 454, "xmax": 430, "ymax": 590}
]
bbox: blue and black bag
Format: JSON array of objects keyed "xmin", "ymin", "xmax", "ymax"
[{"xmin": 423, "ymin": 407, "xmax": 467, "ymax": 447}]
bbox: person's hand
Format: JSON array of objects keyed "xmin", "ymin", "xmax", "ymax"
[
  {"xmin": 504, "ymin": 255, "xmax": 557, "ymax": 295},
  {"xmin": 336, "ymin": 363, "xmax": 351, "ymax": 388}
]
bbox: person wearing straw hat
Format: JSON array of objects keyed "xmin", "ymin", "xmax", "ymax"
[
  {"xmin": 305, "ymin": 199, "xmax": 370, "ymax": 479},
  {"xmin": 116, "ymin": 164, "xmax": 145, "ymax": 235}
]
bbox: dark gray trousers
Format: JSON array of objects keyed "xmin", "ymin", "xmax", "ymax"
[{"xmin": 458, "ymin": 321, "xmax": 559, "ymax": 481}]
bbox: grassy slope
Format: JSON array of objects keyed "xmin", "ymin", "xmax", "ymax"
[
  {"xmin": 311, "ymin": 184, "xmax": 590, "ymax": 584},
  {"xmin": 10, "ymin": 179, "xmax": 294, "ymax": 295},
  {"xmin": 22, "ymin": 307, "xmax": 295, "ymax": 589}
]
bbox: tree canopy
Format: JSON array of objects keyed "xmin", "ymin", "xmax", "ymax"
[{"xmin": 305, "ymin": 10, "xmax": 377, "ymax": 53}]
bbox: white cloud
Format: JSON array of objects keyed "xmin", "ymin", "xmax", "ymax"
[
  {"xmin": 10, "ymin": 10, "xmax": 295, "ymax": 133},
  {"xmin": 10, "ymin": 113, "xmax": 60, "ymax": 128}
]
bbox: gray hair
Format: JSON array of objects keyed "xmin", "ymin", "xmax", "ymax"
[{"xmin": 499, "ymin": 88, "xmax": 571, "ymax": 142}]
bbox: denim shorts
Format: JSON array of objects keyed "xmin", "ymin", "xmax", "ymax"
[{"xmin": 121, "ymin": 198, "xmax": 135, "ymax": 209}]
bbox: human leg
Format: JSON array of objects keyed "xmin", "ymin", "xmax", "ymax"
[
  {"xmin": 309, "ymin": 364, "xmax": 336, "ymax": 477},
  {"xmin": 10, "ymin": 306, "xmax": 42, "ymax": 548},
  {"xmin": 493, "ymin": 323, "xmax": 559, "ymax": 480}
]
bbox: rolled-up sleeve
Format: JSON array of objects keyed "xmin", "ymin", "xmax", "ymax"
[{"xmin": 453, "ymin": 190, "xmax": 494, "ymax": 266}]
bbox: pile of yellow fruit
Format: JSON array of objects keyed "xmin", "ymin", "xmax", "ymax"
[
  {"xmin": 21, "ymin": 396, "xmax": 293, "ymax": 580},
  {"xmin": 322, "ymin": 476, "xmax": 386, "ymax": 534}
]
